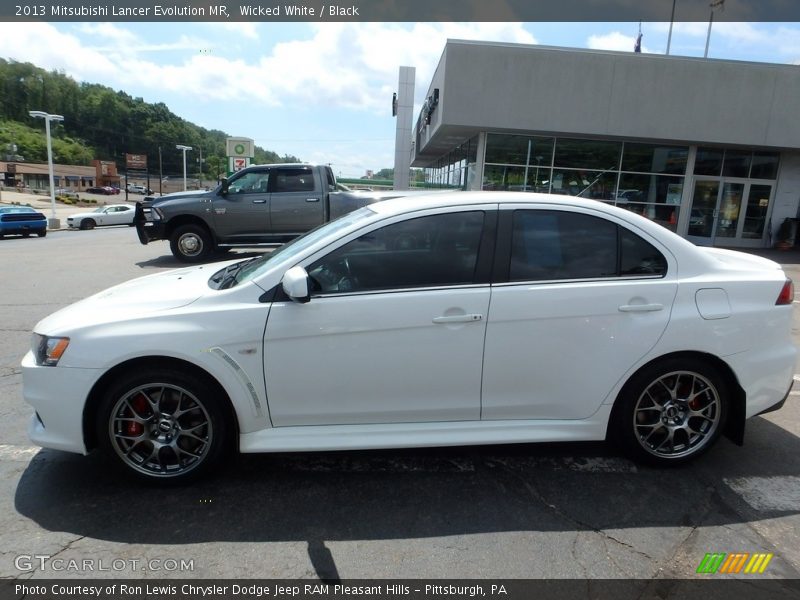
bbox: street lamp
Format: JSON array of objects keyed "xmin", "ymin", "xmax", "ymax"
[
  {"xmin": 29, "ymin": 110, "xmax": 64, "ymax": 229},
  {"xmin": 176, "ymin": 144, "xmax": 192, "ymax": 191}
]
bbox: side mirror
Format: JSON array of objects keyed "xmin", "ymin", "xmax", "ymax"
[
  {"xmin": 220, "ymin": 177, "xmax": 229, "ymax": 195},
  {"xmin": 282, "ymin": 266, "xmax": 310, "ymax": 303}
]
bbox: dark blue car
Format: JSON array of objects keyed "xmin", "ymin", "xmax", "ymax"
[{"xmin": 0, "ymin": 206, "xmax": 47, "ymax": 238}]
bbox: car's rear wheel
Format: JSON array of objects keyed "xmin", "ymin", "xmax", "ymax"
[
  {"xmin": 612, "ymin": 358, "xmax": 728, "ymax": 466},
  {"xmin": 96, "ymin": 368, "xmax": 230, "ymax": 484},
  {"xmin": 170, "ymin": 224, "xmax": 212, "ymax": 262},
  {"xmin": 81, "ymin": 218, "xmax": 96, "ymax": 230},
  {"xmin": 37, "ymin": 230, "xmax": 46, "ymax": 237}
]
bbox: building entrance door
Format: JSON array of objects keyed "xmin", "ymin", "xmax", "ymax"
[{"xmin": 686, "ymin": 178, "xmax": 773, "ymax": 247}]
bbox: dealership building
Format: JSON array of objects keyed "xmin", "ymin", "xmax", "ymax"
[{"xmin": 409, "ymin": 40, "xmax": 800, "ymax": 248}]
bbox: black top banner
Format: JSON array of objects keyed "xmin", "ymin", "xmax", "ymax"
[{"xmin": 3, "ymin": 0, "xmax": 800, "ymax": 22}]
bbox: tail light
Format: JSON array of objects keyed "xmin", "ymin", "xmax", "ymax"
[{"xmin": 776, "ymin": 278, "xmax": 794, "ymax": 306}]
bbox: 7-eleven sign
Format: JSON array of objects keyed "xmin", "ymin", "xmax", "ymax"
[{"xmin": 228, "ymin": 157, "xmax": 250, "ymax": 176}]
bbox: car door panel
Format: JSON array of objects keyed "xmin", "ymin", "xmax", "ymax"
[
  {"xmin": 212, "ymin": 169, "xmax": 271, "ymax": 240},
  {"xmin": 269, "ymin": 167, "xmax": 324, "ymax": 235},
  {"xmin": 481, "ymin": 206, "xmax": 678, "ymax": 420},
  {"xmin": 482, "ymin": 278, "xmax": 677, "ymax": 420},
  {"xmin": 264, "ymin": 288, "xmax": 490, "ymax": 426},
  {"xmin": 263, "ymin": 207, "xmax": 494, "ymax": 427}
]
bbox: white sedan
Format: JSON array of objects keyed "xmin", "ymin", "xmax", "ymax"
[
  {"xmin": 22, "ymin": 193, "xmax": 796, "ymax": 483},
  {"xmin": 67, "ymin": 204, "xmax": 136, "ymax": 230}
]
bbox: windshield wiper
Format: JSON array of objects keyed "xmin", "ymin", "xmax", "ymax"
[{"xmin": 210, "ymin": 257, "xmax": 260, "ymax": 290}]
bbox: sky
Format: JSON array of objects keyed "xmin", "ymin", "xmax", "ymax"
[{"xmin": 0, "ymin": 20, "xmax": 798, "ymax": 178}]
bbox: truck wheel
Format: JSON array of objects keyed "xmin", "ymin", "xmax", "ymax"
[{"xmin": 170, "ymin": 224, "xmax": 212, "ymax": 262}]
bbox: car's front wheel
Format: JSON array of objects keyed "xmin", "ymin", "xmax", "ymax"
[
  {"xmin": 80, "ymin": 218, "xmax": 96, "ymax": 230},
  {"xmin": 612, "ymin": 358, "xmax": 728, "ymax": 466},
  {"xmin": 37, "ymin": 230, "xmax": 46, "ymax": 237},
  {"xmin": 170, "ymin": 224, "xmax": 212, "ymax": 262},
  {"xmin": 96, "ymin": 368, "xmax": 231, "ymax": 483}
]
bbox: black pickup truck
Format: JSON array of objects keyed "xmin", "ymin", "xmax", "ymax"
[{"xmin": 135, "ymin": 163, "xmax": 422, "ymax": 262}]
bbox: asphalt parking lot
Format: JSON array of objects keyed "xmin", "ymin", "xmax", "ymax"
[{"xmin": 1, "ymin": 226, "xmax": 800, "ymax": 586}]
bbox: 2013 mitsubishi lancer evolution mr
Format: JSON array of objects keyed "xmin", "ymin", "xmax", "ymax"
[{"xmin": 22, "ymin": 192, "xmax": 796, "ymax": 483}]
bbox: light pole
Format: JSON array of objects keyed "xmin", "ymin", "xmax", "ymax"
[
  {"xmin": 29, "ymin": 110, "xmax": 64, "ymax": 229},
  {"xmin": 176, "ymin": 144, "xmax": 192, "ymax": 191}
]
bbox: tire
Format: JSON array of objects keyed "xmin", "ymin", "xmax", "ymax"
[
  {"xmin": 80, "ymin": 218, "xmax": 96, "ymax": 230},
  {"xmin": 37, "ymin": 230, "xmax": 46, "ymax": 237},
  {"xmin": 22, "ymin": 232, "xmax": 30, "ymax": 238},
  {"xmin": 611, "ymin": 357, "xmax": 728, "ymax": 466},
  {"xmin": 96, "ymin": 367, "xmax": 231, "ymax": 484},
  {"xmin": 170, "ymin": 224, "xmax": 212, "ymax": 263}
]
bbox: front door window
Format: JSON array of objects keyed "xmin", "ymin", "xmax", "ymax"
[{"xmin": 716, "ymin": 182, "xmax": 745, "ymax": 239}]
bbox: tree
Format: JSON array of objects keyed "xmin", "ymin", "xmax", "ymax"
[{"xmin": 0, "ymin": 58, "xmax": 298, "ymax": 170}]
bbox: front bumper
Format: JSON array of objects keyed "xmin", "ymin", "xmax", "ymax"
[
  {"xmin": 134, "ymin": 202, "xmax": 166, "ymax": 245},
  {"xmin": 22, "ymin": 351, "xmax": 103, "ymax": 455}
]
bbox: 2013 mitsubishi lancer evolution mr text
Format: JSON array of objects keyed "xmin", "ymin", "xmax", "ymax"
[{"xmin": 22, "ymin": 192, "xmax": 796, "ymax": 483}]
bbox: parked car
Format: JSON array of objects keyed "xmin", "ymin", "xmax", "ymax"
[
  {"xmin": 85, "ymin": 186, "xmax": 112, "ymax": 195},
  {"xmin": 0, "ymin": 206, "xmax": 47, "ymax": 238},
  {"xmin": 67, "ymin": 204, "xmax": 136, "ymax": 230},
  {"xmin": 127, "ymin": 183, "xmax": 151, "ymax": 194},
  {"xmin": 55, "ymin": 188, "xmax": 80, "ymax": 199},
  {"xmin": 22, "ymin": 192, "xmax": 795, "ymax": 483}
]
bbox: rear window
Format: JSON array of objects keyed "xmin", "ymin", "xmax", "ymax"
[{"xmin": 274, "ymin": 168, "xmax": 315, "ymax": 193}]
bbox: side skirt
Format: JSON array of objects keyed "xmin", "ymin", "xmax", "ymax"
[{"xmin": 239, "ymin": 406, "xmax": 613, "ymax": 453}]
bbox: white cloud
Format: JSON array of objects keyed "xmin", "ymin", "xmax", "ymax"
[
  {"xmin": 0, "ymin": 22, "xmax": 535, "ymax": 114},
  {"xmin": 218, "ymin": 22, "xmax": 260, "ymax": 40}
]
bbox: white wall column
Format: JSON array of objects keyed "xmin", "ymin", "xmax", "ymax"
[{"xmin": 393, "ymin": 66, "xmax": 415, "ymax": 190}]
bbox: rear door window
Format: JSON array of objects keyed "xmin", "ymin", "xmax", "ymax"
[{"xmin": 509, "ymin": 209, "xmax": 666, "ymax": 281}]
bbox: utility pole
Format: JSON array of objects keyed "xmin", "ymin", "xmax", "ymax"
[
  {"xmin": 29, "ymin": 110, "xmax": 64, "ymax": 229},
  {"xmin": 176, "ymin": 144, "xmax": 192, "ymax": 191}
]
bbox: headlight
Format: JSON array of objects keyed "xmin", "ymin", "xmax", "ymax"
[
  {"xmin": 32, "ymin": 333, "xmax": 70, "ymax": 366},
  {"xmin": 151, "ymin": 207, "xmax": 165, "ymax": 221}
]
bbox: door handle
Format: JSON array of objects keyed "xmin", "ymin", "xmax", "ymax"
[
  {"xmin": 252, "ymin": 199, "xmax": 266, "ymax": 204},
  {"xmin": 306, "ymin": 198, "xmax": 320, "ymax": 202},
  {"xmin": 432, "ymin": 314, "xmax": 484, "ymax": 324},
  {"xmin": 618, "ymin": 303, "xmax": 664, "ymax": 313}
]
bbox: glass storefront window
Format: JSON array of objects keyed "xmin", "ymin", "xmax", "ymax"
[
  {"xmin": 722, "ymin": 150, "xmax": 751, "ymax": 178},
  {"xmin": 622, "ymin": 143, "xmax": 688, "ymax": 174},
  {"xmin": 694, "ymin": 147, "xmax": 723, "ymax": 176},
  {"xmin": 616, "ymin": 173, "xmax": 683, "ymax": 232},
  {"xmin": 742, "ymin": 184, "xmax": 772, "ymax": 239},
  {"xmin": 426, "ymin": 136, "xmax": 478, "ymax": 188},
  {"xmin": 750, "ymin": 152, "xmax": 779, "ymax": 179},
  {"xmin": 554, "ymin": 139, "xmax": 621, "ymax": 170},
  {"xmin": 484, "ymin": 134, "xmax": 554, "ymax": 167},
  {"xmin": 483, "ymin": 164, "xmax": 527, "ymax": 190},
  {"xmin": 551, "ymin": 169, "xmax": 616, "ymax": 200},
  {"xmin": 618, "ymin": 203, "xmax": 680, "ymax": 233}
]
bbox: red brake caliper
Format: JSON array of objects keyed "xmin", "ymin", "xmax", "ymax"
[{"xmin": 127, "ymin": 393, "xmax": 148, "ymax": 436}]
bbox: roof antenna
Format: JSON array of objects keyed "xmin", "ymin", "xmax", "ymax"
[{"xmin": 634, "ymin": 21, "xmax": 642, "ymax": 53}]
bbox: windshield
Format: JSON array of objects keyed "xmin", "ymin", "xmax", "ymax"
[{"xmin": 233, "ymin": 206, "xmax": 378, "ymax": 286}]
